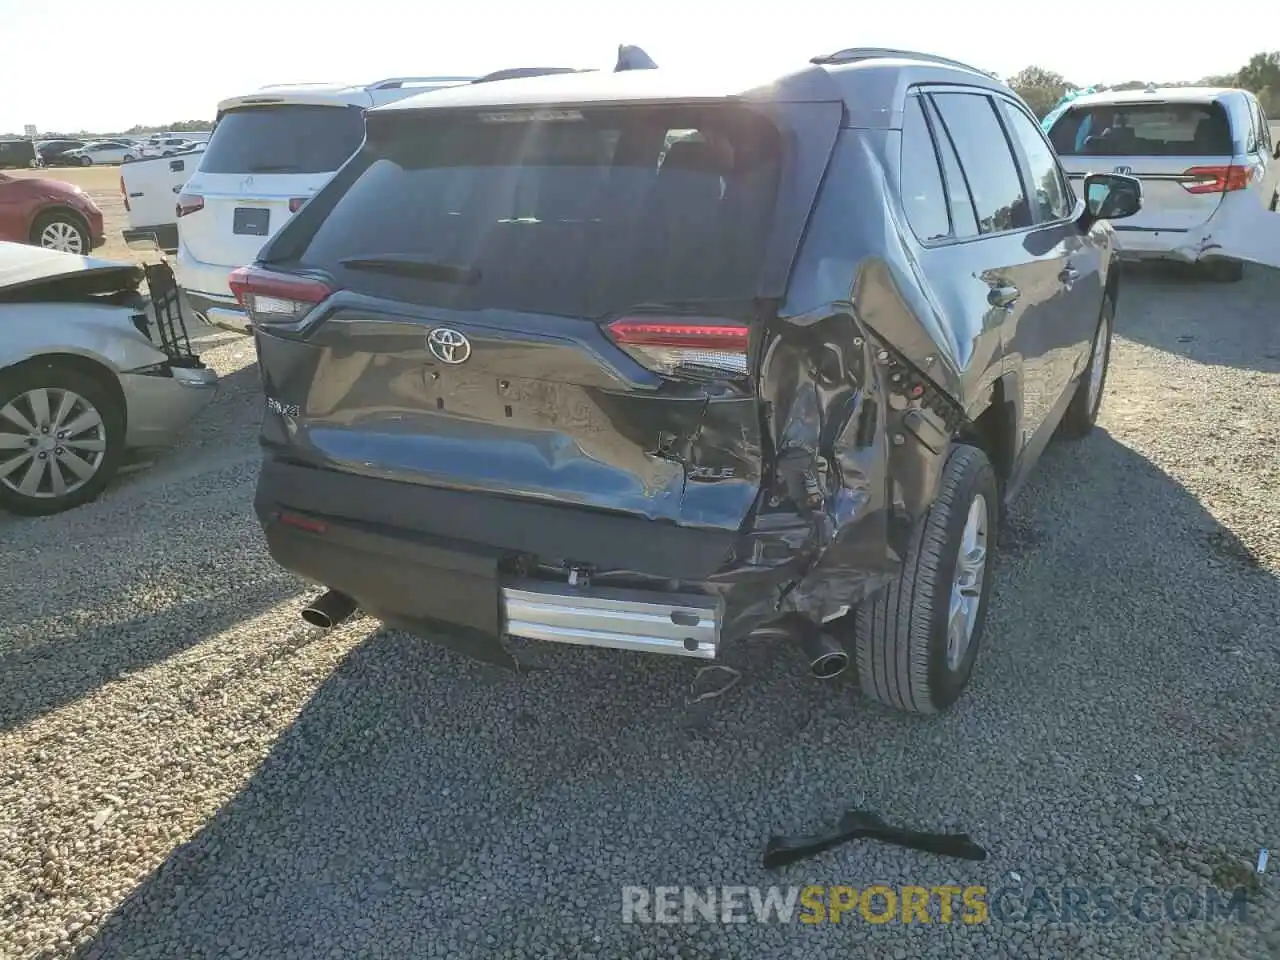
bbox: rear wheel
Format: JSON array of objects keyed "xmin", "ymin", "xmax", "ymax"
[
  {"xmin": 850, "ymin": 444, "xmax": 998, "ymax": 714},
  {"xmin": 0, "ymin": 362, "xmax": 124, "ymax": 515},
  {"xmin": 31, "ymin": 212, "xmax": 89, "ymax": 255},
  {"xmin": 1058, "ymin": 295, "xmax": 1113, "ymax": 440}
]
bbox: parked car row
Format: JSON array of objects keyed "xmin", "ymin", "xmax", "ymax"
[{"xmin": 13, "ymin": 135, "xmax": 209, "ymax": 168}]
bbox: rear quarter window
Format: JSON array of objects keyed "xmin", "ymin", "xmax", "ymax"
[
  {"xmin": 1048, "ymin": 101, "xmax": 1234, "ymax": 157},
  {"xmin": 200, "ymin": 104, "xmax": 367, "ymax": 175}
]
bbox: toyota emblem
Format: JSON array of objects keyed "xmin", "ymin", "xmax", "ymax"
[{"xmin": 426, "ymin": 327, "xmax": 472, "ymax": 365}]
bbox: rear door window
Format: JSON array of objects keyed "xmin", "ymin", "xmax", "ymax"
[
  {"xmin": 200, "ymin": 105, "xmax": 367, "ymax": 175},
  {"xmin": 1048, "ymin": 102, "xmax": 1234, "ymax": 157},
  {"xmin": 922, "ymin": 98, "xmax": 980, "ymax": 239},
  {"xmin": 294, "ymin": 105, "xmax": 782, "ymax": 318},
  {"xmin": 900, "ymin": 97, "xmax": 951, "ymax": 241},
  {"xmin": 930, "ymin": 92, "xmax": 1032, "ymax": 234},
  {"xmin": 997, "ymin": 99, "xmax": 1072, "ymax": 222}
]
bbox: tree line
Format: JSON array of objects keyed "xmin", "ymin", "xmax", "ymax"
[
  {"xmin": 1, "ymin": 120, "xmax": 213, "ymax": 140},
  {"xmin": 1007, "ymin": 51, "xmax": 1280, "ymax": 119}
]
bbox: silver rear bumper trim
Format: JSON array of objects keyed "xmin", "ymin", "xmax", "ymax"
[{"xmin": 503, "ymin": 582, "xmax": 720, "ymax": 659}]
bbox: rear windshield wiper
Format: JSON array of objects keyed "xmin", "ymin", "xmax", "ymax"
[
  {"xmin": 246, "ymin": 163, "xmax": 301, "ymax": 173},
  {"xmin": 339, "ymin": 255, "xmax": 480, "ymax": 285}
]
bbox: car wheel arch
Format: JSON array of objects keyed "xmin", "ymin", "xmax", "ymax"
[
  {"xmin": 1, "ymin": 352, "xmax": 127, "ymax": 432},
  {"xmin": 958, "ymin": 376, "xmax": 1018, "ymax": 493},
  {"xmin": 29, "ymin": 204, "xmax": 91, "ymax": 241}
]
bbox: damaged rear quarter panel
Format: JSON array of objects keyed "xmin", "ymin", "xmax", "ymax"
[{"xmin": 738, "ymin": 126, "xmax": 979, "ymax": 628}]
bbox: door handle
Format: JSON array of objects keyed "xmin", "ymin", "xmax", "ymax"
[
  {"xmin": 988, "ymin": 285, "xmax": 1020, "ymax": 308},
  {"xmin": 1059, "ymin": 266, "xmax": 1080, "ymax": 286}
]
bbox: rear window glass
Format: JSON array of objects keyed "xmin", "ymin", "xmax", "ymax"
[
  {"xmin": 295, "ymin": 106, "xmax": 782, "ymax": 317},
  {"xmin": 200, "ymin": 104, "xmax": 366, "ymax": 175},
  {"xmin": 1048, "ymin": 102, "xmax": 1233, "ymax": 157}
]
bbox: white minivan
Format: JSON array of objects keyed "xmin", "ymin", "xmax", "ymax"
[
  {"xmin": 1047, "ymin": 86, "xmax": 1279, "ymax": 281},
  {"xmin": 177, "ymin": 77, "xmax": 474, "ymax": 332}
]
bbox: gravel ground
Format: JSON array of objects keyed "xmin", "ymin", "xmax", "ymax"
[{"xmin": 2, "ymin": 266, "xmax": 1278, "ymax": 960}]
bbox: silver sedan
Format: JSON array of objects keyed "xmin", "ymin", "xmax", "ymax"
[{"xmin": 0, "ymin": 243, "xmax": 217, "ymax": 515}]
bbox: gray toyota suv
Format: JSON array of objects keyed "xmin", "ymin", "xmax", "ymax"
[{"xmin": 235, "ymin": 48, "xmax": 1142, "ymax": 714}]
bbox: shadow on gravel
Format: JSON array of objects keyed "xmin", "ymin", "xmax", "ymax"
[
  {"xmin": 76, "ymin": 431, "xmax": 1280, "ymax": 958},
  {"xmin": 0, "ymin": 360, "xmax": 276, "ymax": 729},
  {"xmin": 0, "ymin": 575, "xmax": 297, "ymax": 732},
  {"xmin": 1117, "ymin": 262, "xmax": 1280, "ymax": 373}
]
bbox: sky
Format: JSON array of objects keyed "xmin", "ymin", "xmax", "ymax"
[{"xmin": 1, "ymin": 0, "xmax": 1275, "ymax": 134}]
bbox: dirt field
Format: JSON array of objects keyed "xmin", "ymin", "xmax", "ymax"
[{"xmin": 9, "ymin": 165, "xmax": 147, "ymax": 266}]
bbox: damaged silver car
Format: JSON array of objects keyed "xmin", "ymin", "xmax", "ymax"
[
  {"xmin": 0, "ymin": 243, "xmax": 217, "ymax": 515},
  {"xmin": 239, "ymin": 47, "xmax": 1146, "ymax": 714}
]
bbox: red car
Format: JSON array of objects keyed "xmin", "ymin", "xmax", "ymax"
[{"xmin": 0, "ymin": 173, "xmax": 106, "ymax": 255}]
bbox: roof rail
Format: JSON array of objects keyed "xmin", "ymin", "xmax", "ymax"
[
  {"xmin": 472, "ymin": 67, "xmax": 585, "ymax": 84},
  {"xmin": 810, "ymin": 47, "xmax": 986, "ymax": 75},
  {"xmin": 256, "ymin": 82, "xmax": 347, "ymax": 90},
  {"xmin": 367, "ymin": 76, "xmax": 477, "ymax": 91},
  {"xmin": 471, "ymin": 45, "xmax": 658, "ymax": 86}
]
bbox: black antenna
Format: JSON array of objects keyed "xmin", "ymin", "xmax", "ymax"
[{"xmin": 615, "ymin": 45, "xmax": 658, "ymax": 72}]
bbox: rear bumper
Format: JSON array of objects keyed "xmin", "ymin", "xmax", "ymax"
[
  {"xmin": 1111, "ymin": 225, "xmax": 1200, "ymax": 262},
  {"xmin": 177, "ymin": 247, "xmax": 252, "ymax": 334},
  {"xmin": 124, "ymin": 224, "xmax": 178, "ymax": 254},
  {"xmin": 254, "ymin": 457, "xmax": 748, "ymax": 661},
  {"xmin": 184, "ymin": 289, "xmax": 251, "ymax": 334},
  {"xmin": 121, "ymin": 365, "xmax": 219, "ymax": 448}
]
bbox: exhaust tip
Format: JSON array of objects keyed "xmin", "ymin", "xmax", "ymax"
[
  {"xmin": 300, "ymin": 590, "xmax": 357, "ymax": 631},
  {"xmin": 300, "ymin": 607, "xmax": 335, "ymax": 629},
  {"xmin": 810, "ymin": 650, "xmax": 849, "ymax": 680}
]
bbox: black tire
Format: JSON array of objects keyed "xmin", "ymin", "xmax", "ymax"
[
  {"xmin": 79, "ymin": 154, "xmax": 92, "ymax": 166},
  {"xmin": 30, "ymin": 210, "xmax": 90, "ymax": 255},
  {"xmin": 1201, "ymin": 260, "xmax": 1244, "ymax": 283},
  {"xmin": 1058, "ymin": 294, "xmax": 1114, "ymax": 440},
  {"xmin": 850, "ymin": 444, "xmax": 999, "ymax": 714},
  {"xmin": 0, "ymin": 361, "xmax": 124, "ymax": 516}
]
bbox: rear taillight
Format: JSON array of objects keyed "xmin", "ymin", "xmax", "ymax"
[
  {"xmin": 228, "ymin": 265, "xmax": 332, "ymax": 327},
  {"xmin": 288, "ymin": 197, "xmax": 309, "ymax": 214},
  {"xmin": 175, "ymin": 192, "xmax": 204, "ymax": 217},
  {"xmin": 1180, "ymin": 165, "xmax": 1252, "ymax": 194},
  {"xmin": 119, "ymin": 176, "xmax": 129, "ymax": 212},
  {"xmin": 605, "ymin": 317, "xmax": 750, "ymax": 379}
]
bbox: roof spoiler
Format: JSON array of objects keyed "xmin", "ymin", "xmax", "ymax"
[{"xmin": 471, "ymin": 44, "xmax": 659, "ymax": 85}]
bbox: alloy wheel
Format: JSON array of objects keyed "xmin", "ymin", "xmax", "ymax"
[
  {"xmin": 1086, "ymin": 313, "xmax": 1110, "ymax": 415},
  {"xmin": 946, "ymin": 494, "xmax": 989, "ymax": 670},
  {"xmin": 0, "ymin": 387, "xmax": 107, "ymax": 500}
]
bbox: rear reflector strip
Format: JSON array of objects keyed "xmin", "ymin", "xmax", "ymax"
[{"xmin": 277, "ymin": 511, "xmax": 327, "ymax": 534}]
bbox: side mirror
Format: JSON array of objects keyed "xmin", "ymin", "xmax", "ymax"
[
  {"xmin": 1273, "ymin": 141, "xmax": 1280, "ymax": 160},
  {"xmin": 1082, "ymin": 172, "xmax": 1143, "ymax": 222}
]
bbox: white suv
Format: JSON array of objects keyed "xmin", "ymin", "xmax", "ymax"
[
  {"xmin": 1047, "ymin": 86, "xmax": 1279, "ymax": 281},
  {"xmin": 177, "ymin": 77, "xmax": 474, "ymax": 332}
]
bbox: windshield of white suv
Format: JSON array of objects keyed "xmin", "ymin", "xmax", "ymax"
[
  {"xmin": 292, "ymin": 105, "xmax": 782, "ymax": 318},
  {"xmin": 1048, "ymin": 101, "xmax": 1234, "ymax": 157},
  {"xmin": 200, "ymin": 104, "xmax": 366, "ymax": 175}
]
